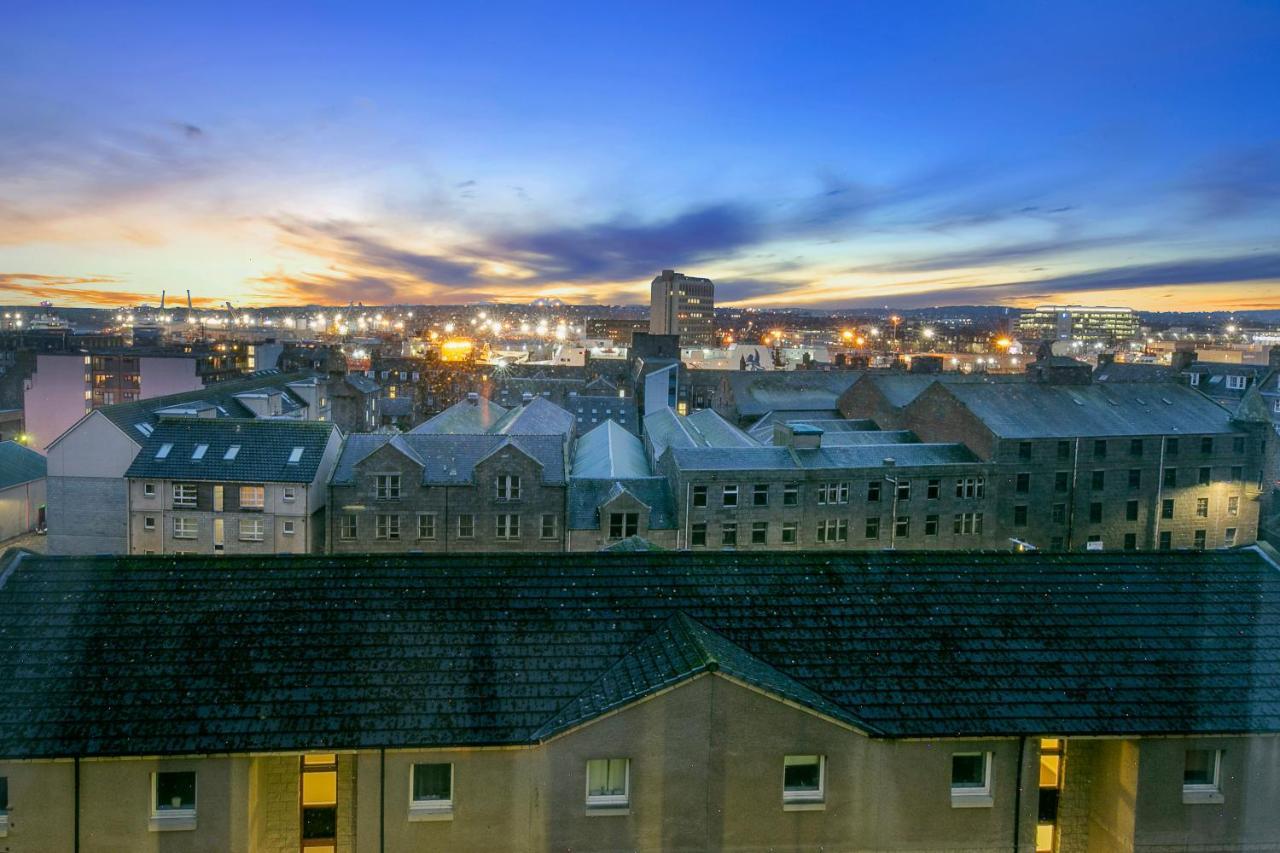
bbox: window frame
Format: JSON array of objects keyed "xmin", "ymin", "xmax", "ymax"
[
  {"xmin": 1182, "ymin": 748, "xmax": 1224, "ymax": 804},
  {"xmin": 150, "ymin": 770, "xmax": 197, "ymax": 831},
  {"xmin": 417, "ymin": 512, "xmax": 438, "ymax": 541},
  {"xmin": 409, "ymin": 762, "xmax": 454, "ymax": 820},
  {"xmin": 239, "ymin": 517, "xmax": 265, "ymax": 542},
  {"xmin": 950, "ymin": 751, "xmax": 994, "ymax": 808},
  {"xmin": 239, "ymin": 484, "xmax": 266, "ymax": 510},
  {"xmin": 585, "ymin": 758, "xmax": 630, "ymax": 810},
  {"xmin": 782, "ymin": 754, "xmax": 825, "ymax": 808}
]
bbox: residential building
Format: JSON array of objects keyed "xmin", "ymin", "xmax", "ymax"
[
  {"xmin": 568, "ymin": 420, "xmax": 677, "ymax": 550},
  {"xmin": 2, "ymin": 548, "xmax": 1279, "ymax": 852},
  {"xmin": 649, "ymin": 269, "xmax": 715, "ymax": 347},
  {"xmin": 0, "ymin": 441, "xmax": 45, "ymax": 538},
  {"xmin": 44, "ymin": 371, "xmax": 331, "ymax": 555},
  {"xmin": 1015, "ymin": 305, "xmax": 1139, "ymax": 344},
  {"xmin": 328, "ymin": 372, "xmax": 381, "ymax": 433},
  {"xmin": 125, "ymin": 418, "xmax": 342, "ymax": 555},
  {"xmin": 715, "ymin": 370, "xmax": 861, "ymax": 426}
]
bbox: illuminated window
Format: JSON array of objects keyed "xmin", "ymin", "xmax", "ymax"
[
  {"xmin": 239, "ymin": 485, "xmax": 265, "ymax": 510},
  {"xmin": 302, "ymin": 755, "xmax": 338, "ymax": 843},
  {"xmin": 783, "ymin": 755, "xmax": 824, "ymax": 805},
  {"xmin": 586, "ymin": 758, "xmax": 629, "ymax": 808}
]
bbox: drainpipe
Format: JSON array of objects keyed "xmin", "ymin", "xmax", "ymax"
[
  {"xmin": 1012, "ymin": 736, "xmax": 1027, "ymax": 853},
  {"xmin": 379, "ymin": 748, "xmax": 386, "ymax": 853},
  {"xmin": 1066, "ymin": 438, "xmax": 1080, "ymax": 551},
  {"xmin": 683, "ymin": 481, "xmax": 691, "ymax": 550},
  {"xmin": 1152, "ymin": 436, "xmax": 1167, "ymax": 549},
  {"xmin": 74, "ymin": 756, "xmax": 81, "ymax": 853}
]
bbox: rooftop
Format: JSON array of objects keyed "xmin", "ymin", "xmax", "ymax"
[
  {"xmin": 124, "ymin": 419, "xmax": 338, "ymax": 483},
  {"xmin": 331, "ymin": 432, "xmax": 567, "ymax": 486},
  {"xmin": 572, "ymin": 420, "xmax": 651, "ymax": 478},
  {"xmin": 0, "ymin": 441, "xmax": 46, "ymax": 490}
]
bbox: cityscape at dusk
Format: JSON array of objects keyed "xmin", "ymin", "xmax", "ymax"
[{"xmin": 3, "ymin": 2, "xmax": 1279, "ymax": 311}]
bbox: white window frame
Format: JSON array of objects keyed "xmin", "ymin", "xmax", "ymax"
[
  {"xmin": 172, "ymin": 483, "xmax": 197, "ymax": 508},
  {"xmin": 417, "ymin": 512, "xmax": 438, "ymax": 540},
  {"xmin": 282, "ymin": 486, "xmax": 296, "ymax": 503},
  {"xmin": 496, "ymin": 513, "xmax": 520, "ymax": 540},
  {"xmin": 375, "ymin": 474, "xmax": 401, "ymax": 501},
  {"xmin": 239, "ymin": 484, "xmax": 265, "ymax": 510},
  {"xmin": 950, "ymin": 751, "xmax": 994, "ymax": 808},
  {"xmin": 143, "ymin": 516, "xmax": 156, "ymax": 531},
  {"xmin": 540, "ymin": 513, "xmax": 558, "ymax": 540},
  {"xmin": 172, "ymin": 517, "xmax": 197, "ymax": 540},
  {"xmin": 494, "ymin": 474, "xmax": 522, "ymax": 501},
  {"xmin": 1182, "ymin": 748, "xmax": 1224, "ymax": 804},
  {"xmin": 144, "ymin": 482, "xmax": 157, "ymax": 498},
  {"xmin": 585, "ymin": 758, "xmax": 630, "ymax": 811},
  {"xmin": 722, "ymin": 484, "xmax": 738, "ymax": 507},
  {"xmin": 376, "ymin": 513, "xmax": 401, "ymax": 540},
  {"xmin": 408, "ymin": 762, "xmax": 453, "ymax": 821},
  {"xmin": 782, "ymin": 754, "xmax": 825, "ymax": 809},
  {"xmin": 150, "ymin": 771, "xmax": 197, "ymax": 831},
  {"xmin": 457, "ymin": 514, "xmax": 475, "ymax": 538},
  {"xmin": 1225, "ymin": 375, "xmax": 1246, "ymax": 390},
  {"xmin": 339, "ymin": 515, "xmax": 357, "ymax": 540},
  {"xmin": 239, "ymin": 518, "xmax": 265, "ymax": 542},
  {"xmin": 282, "ymin": 520, "xmax": 296, "ymax": 536}
]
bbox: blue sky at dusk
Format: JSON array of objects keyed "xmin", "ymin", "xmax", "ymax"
[{"xmin": 1, "ymin": 1, "xmax": 1277, "ymax": 310}]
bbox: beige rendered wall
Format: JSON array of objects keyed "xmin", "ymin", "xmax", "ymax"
[
  {"xmin": 1085, "ymin": 739, "xmax": 1140, "ymax": 853},
  {"xmin": 0, "ymin": 760, "xmax": 76, "ymax": 852}
]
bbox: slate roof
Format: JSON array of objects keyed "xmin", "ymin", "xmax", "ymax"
[
  {"xmin": 124, "ymin": 419, "xmax": 338, "ymax": 483},
  {"xmin": 643, "ymin": 407, "xmax": 757, "ymax": 460},
  {"xmin": 330, "ymin": 433, "xmax": 567, "ymax": 486},
  {"xmin": 669, "ymin": 442, "xmax": 978, "ymax": 472},
  {"xmin": 343, "ymin": 373, "xmax": 381, "ymax": 395},
  {"xmin": 572, "ymin": 420, "xmax": 651, "ymax": 478},
  {"xmin": 933, "ymin": 381, "xmax": 1242, "ymax": 438},
  {"xmin": 94, "ymin": 370, "xmax": 318, "ymax": 440},
  {"xmin": 0, "ymin": 441, "xmax": 46, "ymax": 490},
  {"xmin": 567, "ymin": 478, "xmax": 676, "ymax": 530},
  {"xmin": 851, "ymin": 372, "xmax": 1025, "ymax": 409},
  {"xmin": 1, "ymin": 548, "xmax": 1278, "ymax": 759},
  {"xmin": 1093, "ymin": 362, "xmax": 1175, "ymax": 383},
  {"xmin": 726, "ymin": 372, "xmax": 861, "ymax": 417},
  {"xmin": 410, "ymin": 397, "xmax": 510, "ymax": 434},
  {"xmin": 747, "ymin": 413, "xmax": 878, "ymax": 442},
  {"xmin": 492, "ymin": 396, "xmax": 575, "ymax": 437}
]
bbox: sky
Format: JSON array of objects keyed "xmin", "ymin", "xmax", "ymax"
[{"xmin": 1, "ymin": 1, "xmax": 1278, "ymax": 312}]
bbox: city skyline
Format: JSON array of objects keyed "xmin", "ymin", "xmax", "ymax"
[{"xmin": 2, "ymin": 1, "xmax": 1279, "ymax": 312}]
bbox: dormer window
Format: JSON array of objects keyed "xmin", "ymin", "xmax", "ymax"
[{"xmin": 495, "ymin": 475, "xmax": 521, "ymax": 501}]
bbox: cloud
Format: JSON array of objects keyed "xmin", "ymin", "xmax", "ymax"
[
  {"xmin": 714, "ymin": 278, "xmax": 807, "ymax": 302},
  {"xmin": 273, "ymin": 218, "xmax": 486, "ymax": 287},
  {"xmin": 1183, "ymin": 146, "xmax": 1280, "ymax": 218},
  {"xmin": 0, "ymin": 272, "xmax": 222, "ymax": 307},
  {"xmin": 858, "ymin": 232, "xmax": 1142, "ymax": 274},
  {"xmin": 171, "ymin": 122, "xmax": 204, "ymax": 139}
]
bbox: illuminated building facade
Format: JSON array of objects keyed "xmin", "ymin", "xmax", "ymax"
[{"xmin": 650, "ymin": 269, "xmax": 716, "ymax": 347}]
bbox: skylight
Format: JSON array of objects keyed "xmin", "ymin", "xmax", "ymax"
[
  {"xmin": 287, "ymin": 447, "xmax": 304, "ymax": 464},
  {"xmin": 155, "ymin": 443, "xmax": 173, "ymax": 459},
  {"xmin": 224, "ymin": 444, "xmax": 241, "ymax": 460},
  {"xmin": 192, "ymin": 444, "xmax": 208, "ymax": 460},
  {"xmin": 135, "ymin": 423, "xmax": 154, "ymax": 437}
]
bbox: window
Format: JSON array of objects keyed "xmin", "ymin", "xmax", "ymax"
[
  {"xmin": 287, "ymin": 447, "xmax": 304, "ymax": 465},
  {"xmin": 418, "ymin": 513, "xmax": 437, "ymax": 540},
  {"xmin": 895, "ymin": 516, "xmax": 910, "ymax": 538},
  {"xmin": 783, "ymin": 483, "xmax": 799, "ymax": 506},
  {"xmin": 586, "ymin": 758, "xmax": 630, "ymax": 808},
  {"xmin": 1189, "ymin": 372, "xmax": 1201, "ymax": 386},
  {"xmin": 1018, "ymin": 441, "xmax": 1032, "ymax": 460},
  {"xmin": 376, "ymin": 514, "xmax": 401, "ymax": 540},
  {"xmin": 924, "ymin": 515, "xmax": 939, "ymax": 536},
  {"xmin": 1054, "ymin": 471, "xmax": 1069, "ymax": 493},
  {"xmin": 781, "ymin": 522, "xmax": 798, "ymax": 543},
  {"xmin": 865, "ymin": 517, "xmax": 880, "ymax": 540},
  {"xmin": 1194, "ymin": 529, "xmax": 1207, "ymax": 550},
  {"xmin": 375, "ymin": 474, "xmax": 401, "ymax": 500},
  {"xmin": 144, "ymin": 482, "xmax": 156, "ymax": 498},
  {"xmin": 173, "ymin": 483, "xmax": 197, "ymax": 507},
  {"xmin": 339, "ymin": 515, "xmax": 357, "ymax": 540},
  {"xmin": 1015, "ymin": 473, "xmax": 1030, "ymax": 494},
  {"xmin": 155, "ymin": 442, "xmax": 173, "ymax": 460},
  {"xmin": 1230, "ymin": 466, "xmax": 1243, "ymax": 482},
  {"xmin": 1124, "ymin": 532, "xmax": 1137, "ymax": 551},
  {"xmin": 223, "ymin": 444, "xmax": 241, "ymax": 461},
  {"xmin": 692, "ymin": 485, "xmax": 708, "ymax": 507},
  {"xmin": 173, "ymin": 517, "xmax": 197, "ymax": 539},
  {"xmin": 721, "ymin": 522, "xmax": 738, "ymax": 546},
  {"xmin": 1013, "ymin": 505, "xmax": 1028, "ymax": 527},
  {"xmin": 1159, "ymin": 531, "xmax": 1172, "ymax": 551},
  {"xmin": 956, "ymin": 477, "xmax": 985, "ymax": 499},
  {"xmin": 282, "ymin": 520, "xmax": 295, "ymax": 536},
  {"xmin": 1051, "ymin": 503, "xmax": 1066, "ymax": 524},
  {"xmin": 751, "ymin": 521, "xmax": 768, "ymax": 544},
  {"xmin": 1091, "ymin": 470, "xmax": 1105, "ymax": 491},
  {"xmin": 282, "ymin": 487, "xmax": 296, "ymax": 502},
  {"xmin": 954, "ymin": 512, "xmax": 983, "ymax": 535},
  {"xmin": 1093, "ymin": 439, "xmax": 1107, "ymax": 459},
  {"xmin": 816, "ymin": 519, "xmax": 848, "ymax": 543},
  {"xmin": 301, "ymin": 754, "xmax": 338, "ymax": 842},
  {"xmin": 896, "ymin": 480, "xmax": 911, "ymax": 501},
  {"xmin": 541, "ymin": 513, "xmax": 558, "ymax": 540},
  {"xmin": 817, "ymin": 482, "xmax": 849, "ymax": 505},
  {"xmin": 457, "ymin": 514, "xmax": 475, "ymax": 538},
  {"xmin": 867, "ymin": 481, "xmax": 882, "ymax": 502},
  {"xmin": 753, "ymin": 484, "xmax": 769, "ymax": 506},
  {"xmin": 1196, "ymin": 497, "xmax": 1209, "ymax": 518},
  {"xmin": 495, "ymin": 474, "xmax": 522, "ymax": 501},
  {"xmin": 1224, "ymin": 527, "xmax": 1237, "ymax": 548},
  {"xmin": 609, "ymin": 512, "xmax": 639, "ymax": 539},
  {"xmin": 191, "ymin": 443, "xmax": 208, "ymax": 461},
  {"xmin": 1128, "ymin": 469, "xmax": 1141, "ymax": 489},
  {"xmin": 1126, "ymin": 500, "xmax": 1139, "ymax": 521},
  {"xmin": 1162, "ymin": 498, "xmax": 1175, "ymax": 519},
  {"xmin": 1228, "ymin": 496, "xmax": 1239, "ymax": 517},
  {"xmin": 1232, "ymin": 436, "xmax": 1246, "ymax": 454},
  {"xmin": 239, "ymin": 484, "xmax": 265, "ymax": 509},
  {"xmin": 1198, "ymin": 467, "xmax": 1211, "ymax": 486},
  {"xmin": 239, "ymin": 518, "xmax": 264, "ymax": 541},
  {"xmin": 496, "ymin": 514, "xmax": 520, "ymax": 539},
  {"xmin": 1088, "ymin": 503, "xmax": 1102, "ymax": 523},
  {"xmin": 1167, "ymin": 437, "xmax": 1180, "ymax": 456},
  {"xmin": 1130, "ymin": 438, "xmax": 1144, "ymax": 457},
  {"xmin": 783, "ymin": 755, "xmax": 825, "ymax": 805},
  {"xmin": 1201, "ymin": 436, "xmax": 1213, "ymax": 455},
  {"xmin": 411, "ymin": 763, "xmax": 453, "ymax": 816},
  {"xmin": 144, "ymin": 516, "xmax": 156, "ymax": 531},
  {"xmin": 152, "ymin": 771, "xmax": 196, "ymax": 828},
  {"xmin": 951, "ymin": 752, "xmax": 993, "ymax": 806},
  {"xmin": 927, "ymin": 478, "xmax": 941, "ymax": 499},
  {"xmin": 1164, "ymin": 468, "xmax": 1177, "ymax": 488},
  {"xmin": 722, "ymin": 484, "xmax": 738, "ymax": 507},
  {"xmin": 1182, "ymin": 749, "xmax": 1223, "ymax": 803},
  {"xmin": 1057, "ymin": 440, "xmax": 1071, "ymax": 460},
  {"xmin": 690, "ymin": 522, "xmax": 707, "ymax": 547}
]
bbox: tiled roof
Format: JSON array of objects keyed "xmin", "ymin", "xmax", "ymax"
[
  {"xmin": 0, "ymin": 441, "xmax": 46, "ymax": 490},
  {"xmin": 567, "ymin": 477, "xmax": 676, "ymax": 530},
  {"xmin": 124, "ymin": 419, "xmax": 338, "ymax": 483},
  {"xmin": 669, "ymin": 442, "xmax": 978, "ymax": 472},
  {"xmin": 932, "ymin": 381, "xmax": 1241, "ymax": 438},
  {"xmin": 493, "ymin": 396, "xmax": 575, "ymax": 437},
  {"xmin": 331, "ymin": 433, "xmax": 567, "ymax": 486},
  {"xmin": 747, "ymin": 413, "xmax": 878, "ymax": 441},
  {"xmin": 343, "ymin": 373, "xmax": 381, "ymax": 395},
  {"xmin": 410, "ymin": 397, "xmax": 509, "ymax": 434},
  {"xmin": 726, "ymin": 372, "xmax": 861, "ymax": 417},
  {"xmin": 643, "ymin": 408, "xmax": 757, "ymax": 459},
  {"xmin": 1, "ymin": 548, "xmax": 1278, "ymax": 758},
  {"xmin": 572, "ymin": 420, "xmax": 651, "ymax": 478},
  {"xmin": 1093, "ymin": 363, "xmax": 1175, "ymax": 383}
]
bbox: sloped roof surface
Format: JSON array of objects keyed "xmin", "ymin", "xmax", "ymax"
[
  {"xmin": 1, "ymin": 548, "xmax": 1278, "ymax": 759},
  {"xmin": 643, "ymin": 407, "xmax": 757, "ymax": 459},
  {"xmin": 96, "ymin": 370, "xmax": 318, "ymax": 437},
  {"xmin": 124, "ymin": 419, "xmax": 337, "ymax": 483},
  {"xmin": 410, "ymin": 397, "xmax": 509, "ymax": 434},
  {"xmin": 331, "ymin": 433, "xmax": 566, "ymax": 485},
  {"xmin": 747, "ymin": 413, "xmax": 879, "ymax": 441},
  {"xmin": 493, "ymin": 396, "xmax": 575, "ymax": 437},
  {"xmin": 567, "ymin": 477, "xmax": 676, "ymax": 530},
  {"xmin": 572, "ymin": 420, "xmax": 650, "ymax": 478},
  {"xmin": 670, "ymin": 442, "xmax": 977, "ymax": 471},
  {"xmin": 935, "ymin": 381, "xmax": 1240, "ymax": 438},
  {"xmin": 0, "ymin": 441, "xmax": 46, "ymax": 489},
  {"xmin": 727, "ymin": 372, "xmax": 860, "ymax": 416}
]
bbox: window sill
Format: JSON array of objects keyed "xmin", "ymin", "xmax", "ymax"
[
  {"xmin": 1182, "ymin": 789, "xmax": 1224, "ymax": 805},
  {"xmin": 782, "ymin": 800, "xmax": 826, "ymax": 812},
  {"xmin": 585, "ymin": 804, "xmax": 630, "ymax": 817},
  {"xmin": 0, "ymin": 813, "xmax": 8, "ymax": 836},
  {"xmin": 950, "ymin": 792, "xmax": 994, "ymax": 809},
  {"xmin": 408, "ymin": 805, "xmax": 453, "ymax": 822},
  {"xmin": 149, "ymin": 813, "xmax": 197, "ymax": 832}
]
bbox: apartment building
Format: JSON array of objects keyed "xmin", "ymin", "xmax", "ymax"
[
  {"xmin": 1, "ymin": 548, "xmax": 1278, "ymax": 852},
  {"xmin": 126, "ymin": 418, "xmax": 342, "ymax": 555},
  {"xmin": 649, "ymin": 268, "xmax": 715, "ymax": 347},
  {"xmin": 43, "ymin": 371, "xmax": 331, "ymax": 555},
  {"xmin": 568, "ymin": 420, "xmax": 677, "ymax": 550}
]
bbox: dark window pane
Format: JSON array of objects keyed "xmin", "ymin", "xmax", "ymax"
[
  {"xmin": 302, "ymin": 806, "xmax": 337, "ymax": 839},
  {"xmin": 155, "ymin": 771, "xmax": 196, "ymax": 811},
  {"xmin": 951, "ymin": 754, "xmax": 986, "ymax": 788},
  {"xmin": 413, "ymin": 763, "xmax": 452, "ymax": 802},
  {"xmin": 784, "ymin": 760, "xmax": 821, "ymax": 791}
]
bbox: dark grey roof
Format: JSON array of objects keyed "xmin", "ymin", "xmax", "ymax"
[
  {"xmin": 344, "ymin": 373, "xmax": 381, "ymax": 395},
  {"xmin": 726, "ymin": 372, "xmax": 860, "ymax": 417},
  {"xmin": 376, "ymin": 397, "xmax": 414, "ymax": 418},
  {"xmin": 670, "ymin": 442, "xmax": 978, "ymax": 472},
  {"xmin": 1093, "ymin": 362, "xmax": 1175, "ymax": 383},
  {"xmin": 934, "ymin": 381, "xmax": 1241, "ymax": 438},
  {"xmin": 0, "ymin": 441, "xmax": 46, "ymax": 490},
  {"xmin": 410, "ymin": 397, "xmax": 510, "ymax": 434},
  {"xmin": 2, "ymin": 548, "xmax": 1278, "ymax": 759},
  {"xmin": 492, "ymin": 396, "xmax": 575, "ymax": 436},
  {"xmin": 643, "ymin": 407, "xmax": 757, "ymax": 459},
  {"xmin": 854, "ymin": 372, "xmax": 1024, "ymax": 409},
  {"xmin": 572, "ymin": 420, "xmax": 651, "ymax": 478},
  {"xmin": 124, "ymin": 419, "xmax": 338, "ymax": 483},
  {"xmin": 747, "ymin": 412, "xmax": 877, "ymax": 441},
  {"xmin": 331, "ymin": 433, "xmax": 567, "ymax": 486},
  {"xmin": 568, "ymin": 477, "xmax": 676, "ymax": 530}
]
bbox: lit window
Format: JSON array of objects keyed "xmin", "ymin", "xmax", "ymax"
[
  {"xmin": 1183, "ymin": 749, "xmax": 1223, "ymax": 803},
  {"xmin": 302, "ymin": 755, "xmax": 338, "ymax": 842},
  {"xmin": 151, "ymin": 771, "xmax": 196, "ymax": 830},
  {"xmin": 951, "ymin": 752, "xmax": 993, "ymax": 807},
  {"xmin": 239, "ymin": 485, "xmax": 265, "ymax": 510},
  {"xmin": 585, "ymin": 758, "xmax": 629, "ymax": 808},
  {"xmin": 410, "ymin": 763, "xmax": 453, "ymax": 818},
  {"xmin": 783, "ymin": 755, "xmax": 824, "ymax": 805}
]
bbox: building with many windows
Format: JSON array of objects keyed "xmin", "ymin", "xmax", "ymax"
[
  {"xmin": 1015, "ymin": 304, "xmax": 1139, "ymax": 344},
  {"xmin": 2, "ymin": 548, "xmax": 1279, "ymax": 852},
  {"xmin": 649, "ymin": 269, "xmax": 715, "ymax": 347}
]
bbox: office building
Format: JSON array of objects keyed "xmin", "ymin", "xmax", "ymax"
[
  {"xmin": 1016, "ymin": 305, "xmax": 1139, "ymax": 344},
  {"xmin": 649, "ymin": 269, "xmax": 715, "ymax": 347}
]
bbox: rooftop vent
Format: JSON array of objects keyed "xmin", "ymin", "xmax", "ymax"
[
  {"xmin": 224, "ymin": 444, "xmax": 241, "ymax": 461},
  {"xmin": 192, "ymin": 444, "xmax": 208, "ymax": 460},
  {"xmin": 155, "ymin": 443, "xmax": 173, "ymax": 459}
]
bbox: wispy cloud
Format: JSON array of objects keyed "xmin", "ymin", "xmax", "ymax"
[{"xmin": 0, "ymin": 272, "xmax": 223, "ymax": 307}]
